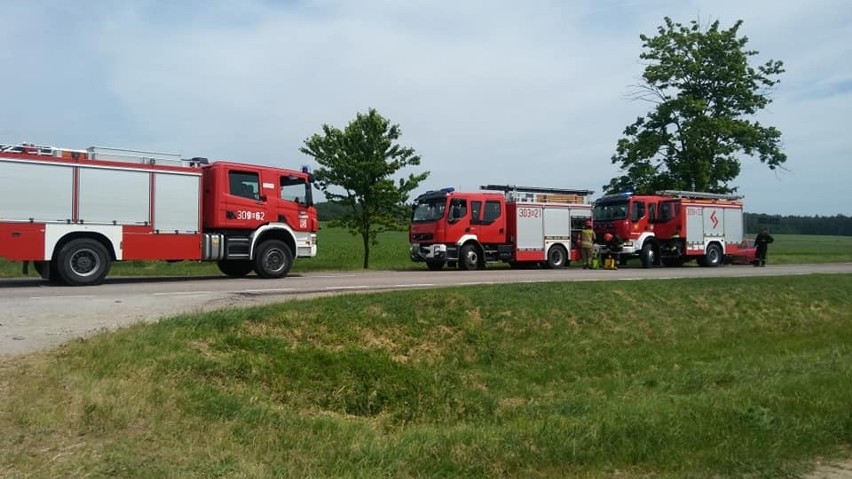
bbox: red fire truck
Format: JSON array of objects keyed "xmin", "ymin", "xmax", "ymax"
[
  {"xmin": 0, "ymin": 142, "xmax": 318, "ymax": 285},
  {"xmin": 592, "ymin": 190, "xmax": 755, "ymax": 268},
  {"xmin": 409, "ymin": 185, "xmax": 593, "ymax": 270}
]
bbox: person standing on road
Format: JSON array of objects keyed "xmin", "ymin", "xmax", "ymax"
[
  {"xmin": 754, "ymin": 226, "xmax": 774, "ymax": 267},
  {"xmin": 580, "ymin": 220, "xmax": 596, "ymax": 269}
]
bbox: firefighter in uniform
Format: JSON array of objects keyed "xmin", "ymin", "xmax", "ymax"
[
  {"xmin": 602, "ymin": 233, "xmax": 623, "ymax": 270},
  {"xmin": 580, "ymin": 220, "xmax": 596, "ymax": 269},
  {"xmin": 754, "ymin": 226, "xmax": 774, "ymax": 267}
]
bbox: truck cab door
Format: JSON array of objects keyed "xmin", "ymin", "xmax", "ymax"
[
  {"xmin": 630, "ymin": 200, "xmax": 648, "ymax": 233},
  {"xmin": 222, "ymin": 169, "xmax": 268, "ymax": 228},
  {"xmin": 653, "ymin": 201, "xmax": 679, "ymax": 238},
  {"xmin": 474, "ymin": 199, "xmax": 505, "ymax": 245},
  {"xmin": 273, "ymin": 173, "xmax": 312, "ymax": 231},
  {"xmin": 446, "ymin": 198, "xmax": 470, "ymax": 241}
]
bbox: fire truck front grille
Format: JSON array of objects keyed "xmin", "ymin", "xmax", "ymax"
[{"xmin": 411, "ymin": 233, "xmax": 434, "ymax": 241}]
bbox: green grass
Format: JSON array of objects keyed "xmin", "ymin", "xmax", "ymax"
[
  {"xmin": 754, "ymin": 233, "xmax": 852, "ymax": 264},
  {"xmin": 1, "ymin": 230, "xmax": 850, "ymax": 279},
  {"xmin": 2, "ymin": 275, "xmax": 851, "ymax": 477}
]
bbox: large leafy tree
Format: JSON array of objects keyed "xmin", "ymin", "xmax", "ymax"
[
  {"xmin": 606, "ymin": 17, "xmax": 786, "ymax": 194},
  {"xmin": 300, "ymin": 108, "xmax": 429, "ymax": 268}
]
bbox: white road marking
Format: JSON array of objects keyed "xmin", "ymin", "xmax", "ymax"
[
  {"xmin": 296, "ymin": 274, "xmax": 358, "ymax": 279},
  {"xmin": 393, "ymin": 283, "xmax": 436, "ymax": 288},
  {"xmin": 30, "ymin": 295, "xmax": 95, "ymax": 300},
  {"xmin": 153, "ymin": 291, "xmax": 212, "ymax": 296},
  {"xmin": 325, "ymin": 286, "xmax": 369, "ymax": 290},
  {"xmin": 240, "ymin": 288, "xmax": 296, "ymax": 293}
]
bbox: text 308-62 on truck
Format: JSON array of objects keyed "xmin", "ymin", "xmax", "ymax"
[
  {"xmin": 410, "ymin": 185, "xmax": 593, "ymax": 270},
  {"xmin": 0, "ymin": 142, "xmax": 318, "ymax": 285}
]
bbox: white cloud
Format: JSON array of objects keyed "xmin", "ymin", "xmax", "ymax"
[{"xmin": 1, "ymin": 0, "xmax": 849, "ymax": 215}]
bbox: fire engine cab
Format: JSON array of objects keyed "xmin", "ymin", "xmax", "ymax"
[
  {"xmin": 0, "ymin": 142, "xmax": 318, "ymax": 285},
  {"xmin": 409, "ymin": 185, "xmax": 593, "ymax": 270},
  {"xmin": 593, "ymin": 190, "xmax": 755, "ymax": 268}
]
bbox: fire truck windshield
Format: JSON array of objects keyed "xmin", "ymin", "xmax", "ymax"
[
  {"xmin": 412, "ymin": 198, "xmax": 447, "ymax": 223},
  {"xmin": 593, "ymin": 201, "xmax": 629, "ymax": 220}
]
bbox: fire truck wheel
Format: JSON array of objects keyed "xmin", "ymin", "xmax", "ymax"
[
  {"xmin": 458, "ymin": 244, "xmax": 482, "ymax": 270},
  {"xmin": 703, "ymin": 243, "xmax": 723, "ymax": 267},
  {"xmin": 56, "ymin": 238, "xmax": 111, "ymax": 286},
  {"xmin": 640, "ymin": 242, "xmax": 655, "ymax": 269},
  {"xmin": 217, "ymin": 260, "xmax": 254, "ymax": 277},
  {"xmin": 254, "ymin": 240, "xmax": 293, "ymax": 279},
  {"xmin": 546, "ymin": 245, "xmax": 569, "ymax": 269},
  {"xmin": 426, "ymin": 260, "xmax": 445, "ymax": 271}
]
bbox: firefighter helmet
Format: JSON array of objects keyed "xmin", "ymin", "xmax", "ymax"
[{"xmin": 604, "ymin": 233, "xmax": 613, "ymax": 242}]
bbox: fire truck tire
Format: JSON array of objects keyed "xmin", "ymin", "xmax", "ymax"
[
  {"xmin": 253, "ymin": 240, "xmax": 293, "ymax": 279},
  {"xmin": 426, "ymin": 260, "xmax": 445, "ymax": 271},
  {"xmin": 640, "ymin": 242, "xmax": 655, "ymax": 269},
  {"xmin": 458, "ymin": 244, "xmax": 482, "ymax": 270},
  {"xmin": 56, "ymin": 238, "xmax": 111, "ymax": 286},
  {"xmin": 545, "ymin": 245, "xmax": 569, "ymax": 269},
  {"xmin": 217, "ymin": 260, "xmax": 254, "ymax": 277},
  {"xmin": 702, "ymin": 243, "xmax": 723, "ymax": 267}
]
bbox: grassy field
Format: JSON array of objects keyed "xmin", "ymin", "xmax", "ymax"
[
  {"xmin": 1, "ymin": 229, "xmax": 851, "ymax": 279},
  {"xmin": 1, "ymin": 275, "xmax": 851, "ymax": 477}
]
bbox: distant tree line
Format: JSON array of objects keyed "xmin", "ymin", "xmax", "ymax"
[
  {"xmin": 315, "ymin": 201, "xmax": 350, "ymax": 221},
  {"xmin": 745, "ymin": 213, "xmax": 852, "ymax": 236},
  {"xmin": 314, "ymin": 201, "xmax": 410, "ymax": 226},
  {"xmin": 317, "ymin": 203, "xmax": 850, "ymax": 237}
]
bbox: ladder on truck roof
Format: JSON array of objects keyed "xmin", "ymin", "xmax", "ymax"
[
  {"xmin": 87, "ymin": 146, "xmax": 207, "ymax": 167},
  {"xmin": 0, "ymin": 142, "xmax": 85, "ymax": 157},
  {"xmin": 1, "ymin": 142, "xmax": 207, "ymax": 166},
  {"xmin": 481, "ymin": 184, "xmax": 594, "ymax": 205},
  {"xmin": 656, "ymin": 190, "xmax": 743, "ymax": 201}
]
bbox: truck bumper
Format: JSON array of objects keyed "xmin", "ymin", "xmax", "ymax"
[
  {"xmin": 295, "ymin": 232, "xmax": 318, "ymax": 258},
  {"xmin": 410, "ymin": 243, "xmax": 449, "ymax": 262}
]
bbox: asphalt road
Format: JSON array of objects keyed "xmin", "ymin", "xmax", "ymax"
[{"xmin": 1, "ymin": 263, "xmax": 851, "ymax": 356}]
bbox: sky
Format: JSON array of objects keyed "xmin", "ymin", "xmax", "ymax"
[{"xmin": 1, "ymin": 0, "xmax": 849, "ymax": 216}]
